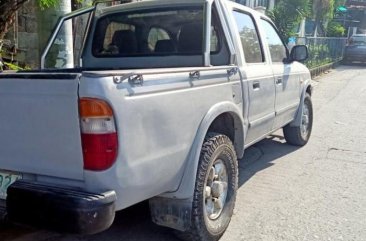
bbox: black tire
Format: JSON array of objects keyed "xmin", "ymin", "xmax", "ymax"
[
  {"xmin": 283, "ymin": 93, "xmax": 313, "ymax": 146},
  {"xmin": 176, "ymin": 133, "xmax": 238, "ymax": 241}
]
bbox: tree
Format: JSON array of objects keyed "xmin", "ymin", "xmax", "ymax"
[
  {"xmin": 312, "ymin": 0, "xmax": 333, "ymax": 36},
  {"xmin": 326, "ymin": 21, "xmax": 345, "ymax": 37},
  {"xmin": 0, "ymin": 0, "xmax": 61, "ymax": 40},
  {"xmin": 311, "ymin": 0, "xmax": 345, "ymax": 36},
  {"xmin": 267, "ymin": 0, "xmax": 311, "ymax": 40},
  {"xmin": 334, "ymin": 0, "xmax": 346, "ymax": 9}
]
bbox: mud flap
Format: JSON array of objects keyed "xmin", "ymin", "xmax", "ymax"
[{"xmin": 149, "ymin": 197, "xmax": 192, "ymax": 231}]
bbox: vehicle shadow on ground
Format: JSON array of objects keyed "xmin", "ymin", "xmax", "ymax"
[
  {"xmin": 2, "ymin": 135, "xmax": 300, "ymax": 241},
  {"xmin": 238, "ymin": 134, "xmax": 300, "ymax": 188},
  {"xmin": 340, "ymin": 62, "xmax": 366, "ymax": 68}
]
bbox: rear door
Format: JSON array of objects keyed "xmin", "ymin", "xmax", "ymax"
[
  {"xmin": 231, "ymin": 9, "xmax": 276, "ymax": 144},
  {"xmin": 0, "ymin": 73, "xmax": 84, "ymax": 180}
]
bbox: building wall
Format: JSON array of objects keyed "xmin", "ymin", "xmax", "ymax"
[
  {"xmin": 18, "ymin": 1, "xmax": 39, "ymax": 69},
  {"xmin": 3, "ymin": 1, "xmax": 40, "ymax": 69},
  {"xmin": 5, "ymin": 0, "xmax": 92, "ymax": 69}
]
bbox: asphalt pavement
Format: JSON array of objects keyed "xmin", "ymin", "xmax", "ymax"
[{"xmin": 1, "ymin": 64, "xmax": 366, "ymax": 241}]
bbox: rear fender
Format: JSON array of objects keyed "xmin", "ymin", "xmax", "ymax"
[
  {"xmin": 164, "ymin": 101, "xmax": 245, "ymax": 199},
  {"xmin": 150, "ymin": 102, "xmax": 245, "ymax": 231}
]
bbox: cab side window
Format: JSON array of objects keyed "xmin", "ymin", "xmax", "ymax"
[
  {"xmin": 232, "ymin": 11, "xmax": 264, "ymax": 63},
  {"xmin": 260, "ymin": 19, "xmax": 288, "ymax": 63}
]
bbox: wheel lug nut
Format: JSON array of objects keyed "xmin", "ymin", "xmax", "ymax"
[{"xmin": 205, "ymin": 186, "xmax": 211, "ymax": 198}]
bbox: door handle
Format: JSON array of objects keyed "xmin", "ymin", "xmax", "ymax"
[
  {"xmin": 253, "ymin": 81, "xmax": 260, "ymax": 90},
  {"xmin": 276, "ymin": 78, "xmax": 283, "ymax": 85}
]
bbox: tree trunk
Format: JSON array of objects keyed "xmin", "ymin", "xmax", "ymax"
[{"xmin": 0, "ymin": 0, "xmax": 28, "ymax": 39}]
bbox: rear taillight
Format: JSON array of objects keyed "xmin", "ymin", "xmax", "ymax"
[{"xmin": 79, "ymin": 98, "xmax": 118, "ymax": 171}]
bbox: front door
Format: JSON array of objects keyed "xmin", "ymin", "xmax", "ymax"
[
  {"xmin": 260, "ymin": 19, "xmax": 301, "ymax": 130},
  {"xmin": 232, "ymin": 10, "xmax": 276, "ymax": 145}
]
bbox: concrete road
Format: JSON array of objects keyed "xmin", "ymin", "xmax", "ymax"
[{"xmin": 1, "ymin": 64, "xmax": 366, "ymax": 241}]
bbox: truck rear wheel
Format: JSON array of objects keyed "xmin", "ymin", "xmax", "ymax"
[
  {"xmin": 283, "ymin": 93, "xmax": 313, "ymax": 146},
  {"xmin": 176, "ymin": 133, "xmax": 238, "ymax": 241}
]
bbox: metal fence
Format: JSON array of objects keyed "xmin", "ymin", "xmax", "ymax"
[{"xmin": 297, "ymin": 37, "xmax": 347, "ymax": 70}]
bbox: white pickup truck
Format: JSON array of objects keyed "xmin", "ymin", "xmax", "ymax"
[{"xmin": 0, "ymin": 0, "xmax": 313, "ymax": 240}]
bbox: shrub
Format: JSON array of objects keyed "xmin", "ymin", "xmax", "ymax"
[{"xmin": 327, "ymin": 21, "xmax": 346, "ymax": 37}]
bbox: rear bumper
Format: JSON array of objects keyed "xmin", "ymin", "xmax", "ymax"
[{"xmin": 6, "ymin": 180, "xmax": 116, "ymax": 234}]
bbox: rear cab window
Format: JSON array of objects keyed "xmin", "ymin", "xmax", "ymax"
[
  {"xmin": 92, "ymin": 7, "xmax": 223, "ymax": 57},
  {"xmin": 92, "ymin": 7, "xmax": 205, "ymax": 57},
  {"xmin": 85, "ymin": 4, "xmax": 230, "ymax": 69}
]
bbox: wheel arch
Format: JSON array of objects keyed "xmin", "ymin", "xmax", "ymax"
[
  {"xmin": 290, "ymin": 81, "xmax": 312, "ymax": 127},
  {"xmin": 306, "ymin": 84, "xmax": 312, "ymax": 96},
  {"xmin": 164, "ymin": 101, "xmax": 245, "ymax": 200}
]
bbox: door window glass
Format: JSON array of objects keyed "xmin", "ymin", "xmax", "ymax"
[
  {"xmin": 211, "ymin": 26, "xmax": 219, "ymax": 52},
  {"xmin": 260, "ymin": 19, "xmax": 288, "ymax": 63},
  {"xmin": 232, "ymin": 11, "xmax": 264, "ymax": 63}
]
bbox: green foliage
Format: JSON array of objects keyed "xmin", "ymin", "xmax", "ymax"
[
  {"xmin": 37, "ymin": 0, "xmax": 83, "ymax": 9},
  {"xmin": 308, "ymin": 0, "xmax": 348, "ymax": 38},
  {"xmin": 312, "ymin": 0, "xmax": 345, "ymax": 23},
  {"xmin": 268, "ymin": 0, "xmax": 346, "ymax": 39},
  {"xmin": 305, "ymin": 38, "xmax": 345, "ymax": 69},
  {"xmin": 312, "ymin": 0, "xmax": 334, "ymax": 21},
  {"xmin": 326, "ymin": 21, "xmax": 345, "ymax": 37},
  {"xmin": 4, "ymin": 62, "xmax": 30, "ymax": 71},
  {"xmin": 306, "ymin": 43, "xmax": 331, "ymax": 68},
  {"xmin": 334, "ymin": 0, "xmax": 346, "ymax": 10},
  {"xmin": 267, "ymin": 0, "xmax": 311, "ymax": 40},
  {"xmin": 37, "ymin": 0, "xmax": 59, "ymax": 9}
]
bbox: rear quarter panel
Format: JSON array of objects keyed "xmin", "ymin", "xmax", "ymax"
[{"xmin": 79, "ymin": 68, "xmax": 242, "ymax": 210}]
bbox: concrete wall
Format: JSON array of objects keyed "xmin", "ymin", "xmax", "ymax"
[
  {"xmin": 18, "ymin": 1, "xmax": 40, "ymax": 69},
  {"xmin": 5, "ymin": 0, "xmax": 90, "ymax": 69},
  {"xmin": 3, "ymin": 1, "xmax": 40, "ymax": 69}
]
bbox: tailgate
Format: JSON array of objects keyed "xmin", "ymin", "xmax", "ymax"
[{"xmin": 0, "ymin": 73, "xmax": 84, "ymax": 180}]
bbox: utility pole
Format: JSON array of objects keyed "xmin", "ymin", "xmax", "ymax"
[{"xmin": 37, "ymin": 0, "xmax": 74, "ymax": 68}]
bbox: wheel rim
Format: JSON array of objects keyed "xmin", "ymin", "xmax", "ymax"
[
  {"xmin": 204, "ymin": 159, "xmax": 228, "ymax": 220},
  {"xmin": 300, "ymin": 102, "xmax": 310, "ymax": 139}
]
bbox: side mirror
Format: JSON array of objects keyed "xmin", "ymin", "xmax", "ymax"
[{"xmin": 290, "ymin": 45, "xmax": 308, "ymax": 62}]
